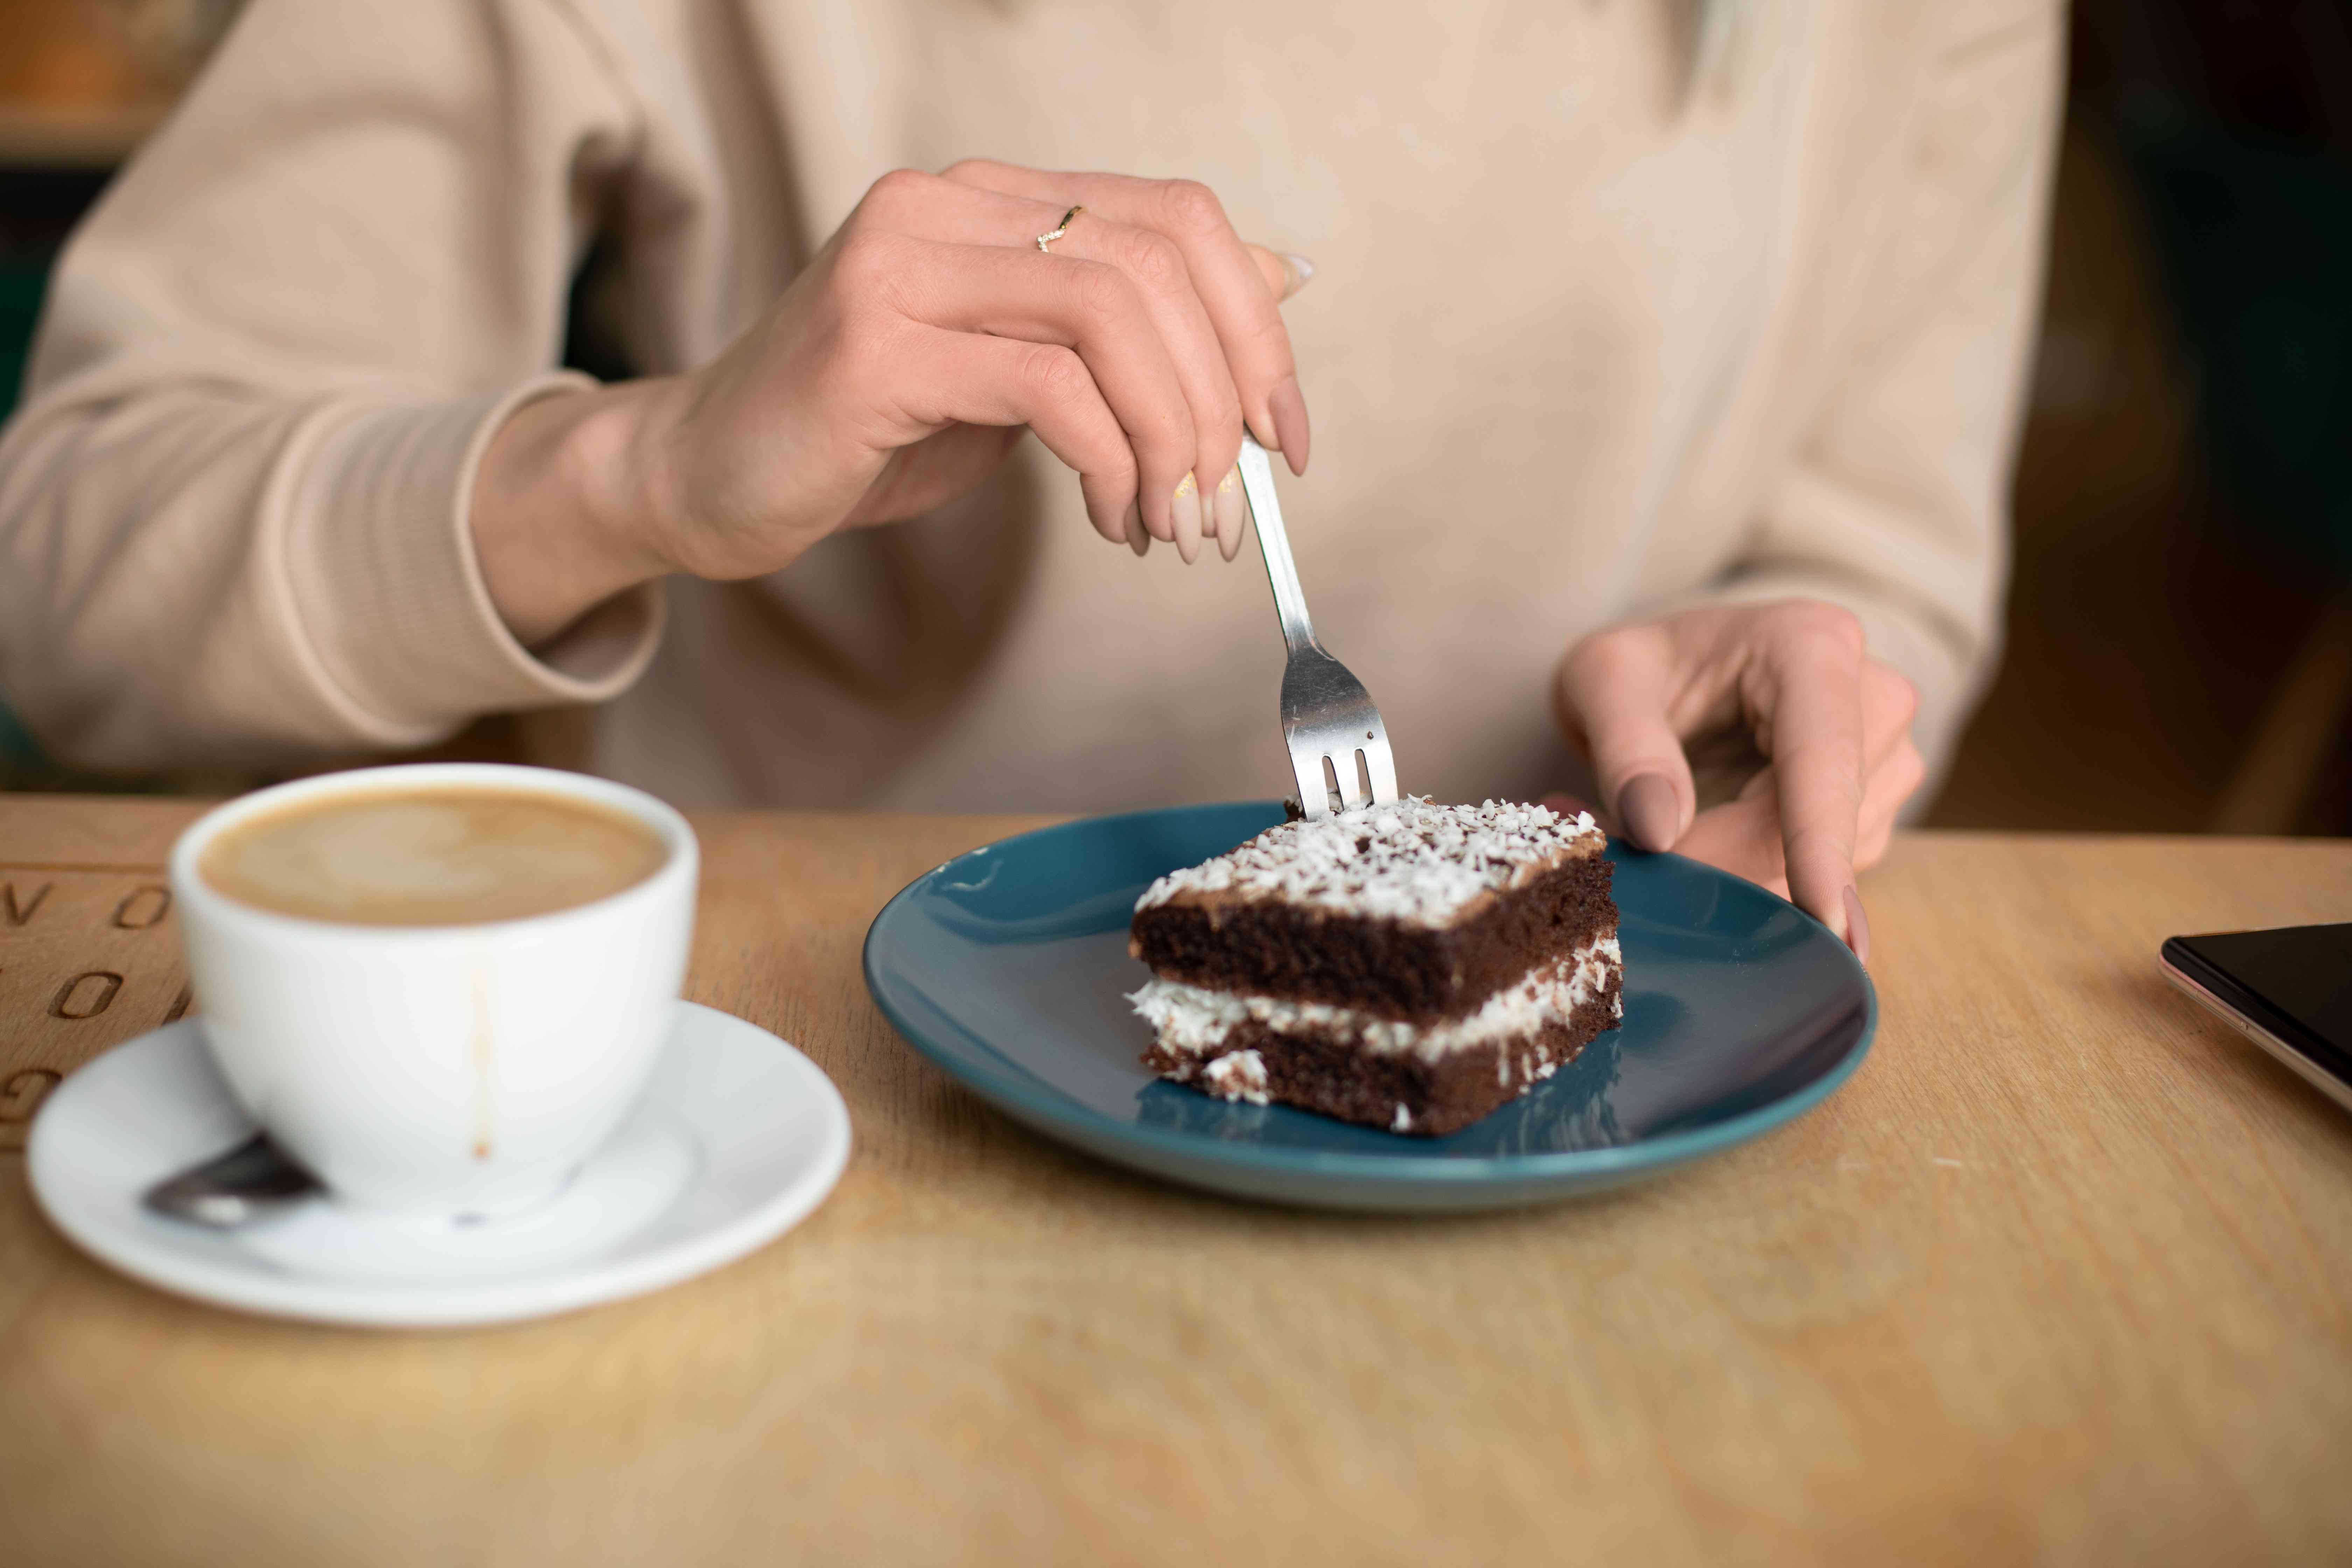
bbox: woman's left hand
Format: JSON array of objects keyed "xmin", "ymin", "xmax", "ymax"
[{"xmin": 1550, "ymin": 600, "xmax": 1927, "ymax": 964}]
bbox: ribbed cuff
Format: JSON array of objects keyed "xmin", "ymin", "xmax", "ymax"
[{"xmin": 280, "ymin": 374, "xmax": 664, "ymax": 744}]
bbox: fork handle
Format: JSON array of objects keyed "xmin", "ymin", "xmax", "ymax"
[{"xmin": 1237, "ymin": 435, "xmax": 1318, "ymax": 659}]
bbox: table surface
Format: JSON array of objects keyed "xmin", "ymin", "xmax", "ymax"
[{"xmin": 0, "ymin": 795, "xmax": 2347, "ymax": 1566}]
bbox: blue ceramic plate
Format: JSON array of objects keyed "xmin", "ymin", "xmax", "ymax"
[{"xmin": 864, "ymin": 803, "xmax": 1874, "ymax": 1211}]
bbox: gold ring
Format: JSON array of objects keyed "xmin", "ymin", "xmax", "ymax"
[{"xmin": 1035, "ymin": 205, "xmax": 1083, "ymax": 253}]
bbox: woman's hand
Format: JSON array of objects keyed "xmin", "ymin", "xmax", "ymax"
[
  {"xmin": 472, "ymin": 162, "xmax": 1313, "ymax": 645},
  {"xmin": 1550, "ymin": 601, "xmax": 1926, "ymax": 962}
]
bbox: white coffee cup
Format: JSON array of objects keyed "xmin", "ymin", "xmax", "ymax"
[{"xmin": 169, "ymin": 763, "xmax": 698, "ymax": 1217}]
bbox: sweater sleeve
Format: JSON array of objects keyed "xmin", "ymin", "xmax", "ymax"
[
  {"xmin": 1661, "ymin": 5, "xmax": 2064, "ymax": 785},
  {"xmin": 0, "ymin": 0, "xmax": 660, "ymax": 771}
]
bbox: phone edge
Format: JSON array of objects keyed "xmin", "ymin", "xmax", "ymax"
[{"xmin": 2160, "ymin": 944, "xmax": 2352, "ymax": 1116}]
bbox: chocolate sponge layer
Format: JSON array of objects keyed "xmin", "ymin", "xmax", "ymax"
[{"xmin": 1130, "ymin": 851, "xmax": 1615, "ymax": 1023}]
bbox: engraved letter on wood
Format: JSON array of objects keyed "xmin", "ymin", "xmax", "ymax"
[
  {"xmin": 50, "ymin": 971, "xmax": 126, "ymax": 1021},
  {"xmin": 2, "ymin": 881, "xmax": 54, "ymax": 927},
  {"xmin": 112, "ymin": 886, "xmax": 172, "ymax": 930},
  {"xmin": 0, "ymin": 1068, "xmax": 62, "ymax": 1124}
]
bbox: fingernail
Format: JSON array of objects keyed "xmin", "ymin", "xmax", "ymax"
[
  {"xmin": 1616, "ymin": 772, "xmax": 1680, "ymax": 853},
  {"xmin": 1268, "ymin": 376, "xmax": 1311, "ymax": 476},
  {"xmin": 1124, "ymin": 501, "xmax": 1149, "ymax": 556},
  {"xmin": 1213, "ymin": 466, "xmax": 1245, "ymax": 560},
  {"xmin": 1171, "ymin": 472, "xmax": 1203, "ymax": 564},
  {"xmin": 1843, "ymin": 886, "xmax": 1870, "ymax": 966},
  {"xmin": 1278, "ymin": 253, "xmax": 1316, "ymax": 299}
]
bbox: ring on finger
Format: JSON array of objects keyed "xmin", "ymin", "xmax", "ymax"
[{"xmin": 1034, "ymin": 205, "xmax": 1084, "ymax": 253}]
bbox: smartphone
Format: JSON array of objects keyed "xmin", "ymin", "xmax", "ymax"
[{"xmin": 2162, "ymin": 923, "xmax": 2352, "ymax": 1113}]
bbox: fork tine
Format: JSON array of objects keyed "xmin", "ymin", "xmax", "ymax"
[
  {"xmin": 1338, "ymin": 751, "xmax": 1371, "ymax": 812},
  {"xmin": 1363, "ymin": 735, "xmax": 1400, "ymax": 806},
  {"xmin": 1292, "ymin": 748, "xmax": 1333, "ymax": 818}
]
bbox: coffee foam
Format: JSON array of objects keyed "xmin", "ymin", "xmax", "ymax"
[{"xmin": 199, "ymin": 787, "xmax": 668, "ymax": 927}]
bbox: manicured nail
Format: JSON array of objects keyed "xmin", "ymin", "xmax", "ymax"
[
  {"xmin": 1268, "ymin": 376, "xmax": 1311, "ymax": 476},
  {"xmin": 1616, "ymin": 772, "xmax": 1679, "ymax": 853},
  {"xmin": 1170, "ymin": 472, "xmax": 1203, "ymax": 564},
  {"xmin": 1213, "ymin": 466, "xmax": 1245, "ymax": 561},
  {"xmin": 1278, "ymin": 253, "xmax": 1316, "ymax": 299},
  {"xmin": 1124, "ymin": 500, "xmax": 1149, "ymax": 556},
  {"xmin": 1842, "ymin": 886, "xmax": 1870, "ymax": 966}
]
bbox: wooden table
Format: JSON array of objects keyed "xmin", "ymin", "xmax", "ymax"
[{"xmin": 1, "ymin": 795, "xmax": 2348, "ymax": 1565}]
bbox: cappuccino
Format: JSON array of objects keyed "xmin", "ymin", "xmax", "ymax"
[{"xmin": 200, "ymin": 786, "xmax": 669, "ymax": 926}]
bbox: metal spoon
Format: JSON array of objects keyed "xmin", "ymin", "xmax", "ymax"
[{"xmin": 143, "ymin": 1132, "xmax": 321, "ymax": 1228}]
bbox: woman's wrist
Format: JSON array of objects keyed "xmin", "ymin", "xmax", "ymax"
[{"xmin": 470, "ymin": 377, "xmax": 686, "ymax": 648}]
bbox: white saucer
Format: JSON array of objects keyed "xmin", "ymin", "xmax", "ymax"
[{"xmin": 27, "ymin": 1002, "xmax": 850, "ymax": 1328}]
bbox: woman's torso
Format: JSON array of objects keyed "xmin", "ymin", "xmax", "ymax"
[{"xmin": 573, "ymin": 0, "xmax": 1900, "ymax": 809}]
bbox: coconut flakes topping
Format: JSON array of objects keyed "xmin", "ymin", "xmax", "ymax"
[{"xmin": 1133, "ymin": 796, "xmax": 1602, "ymax": 927}]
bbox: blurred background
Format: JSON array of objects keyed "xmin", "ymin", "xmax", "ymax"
[{"xmin": 2, "ymin": 0, "xmax": 2348, "ymax": 836}]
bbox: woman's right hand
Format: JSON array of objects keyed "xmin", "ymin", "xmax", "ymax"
[{"xmin": 472, "ymin": 163, "xmax": 1314, "ymax": 646}]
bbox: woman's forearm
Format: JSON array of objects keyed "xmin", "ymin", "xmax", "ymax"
[{"xmin": 468, "ymin": 378, "xmax": 685, "ymax": 649}]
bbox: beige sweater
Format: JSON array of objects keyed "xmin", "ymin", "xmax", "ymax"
[{"xmin": 0, "ymin": 0, "xmax": 2060, "ymax": 811}]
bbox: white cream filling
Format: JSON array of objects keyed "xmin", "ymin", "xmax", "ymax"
[
  {"xmin": 1197, "ymin": 1049, "xmax": 1269, "ymax": 1105},
  {"xmin": 1132, "ymin": 934, "xmax": 1621, "ymax": 1067}
]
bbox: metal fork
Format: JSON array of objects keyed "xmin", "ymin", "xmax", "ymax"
[{"xmin": 1236, "ymin": 435, "xmax": 1401, "ymax": 818}]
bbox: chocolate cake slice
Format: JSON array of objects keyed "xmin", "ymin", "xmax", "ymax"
[{"xmin": 1128, "ymin": 798, "xmax": 1622, "ymax": 1136}]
